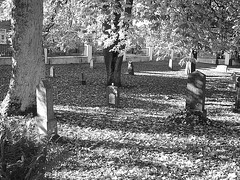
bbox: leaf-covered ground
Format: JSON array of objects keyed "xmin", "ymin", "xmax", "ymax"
[{"xmin": 1, "ymin": 60, "xmax": 240, "ymax": 179}]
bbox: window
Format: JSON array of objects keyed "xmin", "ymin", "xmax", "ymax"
[{"xmin": 0, "ymin": 29, "xmax": 6, "ymax": 44}]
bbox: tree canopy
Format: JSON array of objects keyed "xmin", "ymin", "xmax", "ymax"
[{"xmin": 1, "ymin": 0, "xmax": 240, "ymax": 55}]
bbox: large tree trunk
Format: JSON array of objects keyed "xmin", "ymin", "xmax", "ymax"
[
  {"xmin": 1, "ymin": 0, "xmax": 45, "ymax": 116},
  {"xmin": 103, "ymin": 0, "xmax": 133, "ymax": 87},
  {"xmin": 103, "ymin": 47, "xmax": 123, "ymax": 87}
]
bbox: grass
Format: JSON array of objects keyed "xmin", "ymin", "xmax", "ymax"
[{"xmin": 1, "ymin": 60, "xmax": 240, "ymax": 179}]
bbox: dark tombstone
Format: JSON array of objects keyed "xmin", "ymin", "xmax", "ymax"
[
  {"xmin": 107, "ymin": 83, "xmax": 120, "ymax": 107},
  {"xmin": 191, "ymin": 49, "xmax": 197, "ymax": 72},
  {"xmin": 36, "ymin": 79, "xmax": 57, "ymax": 136},
  {"xmin": 80, "ymin": 72, "xmax": 86, "ymax": 85},
  {"xmin": 192, "ymin": 49, "xmax": 197, "ymax": 59},
  {"xmin": 128, "ymin": 61, "xmax": 134, "ymax": 75},
  {"xmin": 186, "ymin": 71, "xmax": 207, "ymax": 117},
  {"xmin": 233, "ymin": 77, "xmax": 240, "ymax": 113},
  {"xmin": 231, "ymin": 72, "xmax": 237, "ymax": 90},
  {"xmin": 50, "ymin": 66, "xmax": 55, "ymax": 78}
]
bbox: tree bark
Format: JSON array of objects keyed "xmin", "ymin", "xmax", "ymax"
[
  {"xmin": 103, "ymin": 0, "xmax": 133, "ymax": 87},
  {"xmin": 1, "ymin": 0, "xmax": 45, "ymax": 116}
]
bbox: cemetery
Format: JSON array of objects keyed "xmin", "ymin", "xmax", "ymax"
[
  {"xmin": 1, "ymin": 59, "xmax": 240, "ymax": 179},
  {"xmin": 2, "ymin": 0, "xmax": 240, "ymax": 179}
]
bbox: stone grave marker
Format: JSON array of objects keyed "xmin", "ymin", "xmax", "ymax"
[
  {"xmin": 36, "ymin": 79, "xmax": 57, "ymax": 136},
  {"xmin": 186, "ymin": 71, "xmax": 206, "ymax": 116},
  {"xmin": 80, "ymin": 72, "xmax": 86, "ymax": 85},
  {"xmin": 128, "ymin": 61, "xmax": 134, "ymax": 75},
  {"xmin": 90, "ymin": 58, "xmax": 94, "ymax": 69},
  {"xmin": 231, "ymin": 72, "xmax": 237, "ymax": 89},
  {"xmin": 233, "ymin": 77, "xmax": 240, "ymax": 113},
  {"xmin": 169, "ymin": 50, "xmax": 174, "ymax": 70},
  {"xmin": 50, "ymin": 66, "xmax": 55, "ymax": 78},
  {"xmin": 168, "ymin": 59, "xmax": 173, "ymax": 70},
  {"xmin": 107, "ymin": 83, "xmax": 120, "ymax": 107}
]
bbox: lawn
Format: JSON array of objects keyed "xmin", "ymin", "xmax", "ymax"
[{"xmin": 1, "ymin": 60, "xmax": 240, "ymax": 179}]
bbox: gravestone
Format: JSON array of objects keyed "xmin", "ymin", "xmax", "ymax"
[
  {"xmin": 128, "ymin": 61, "xmax": 134, "ymax": 75},
  {"xmin": 107, "ymin": 83, "xmax": 120, "ymax": 107},
  {"xmin": 90, "ymin": 58, "xmax": 94, "ymax": 69},
  {"xmin": 168, "ymin": 59, "xmax": 173, "ymax": 70},
  {"xmin": 36, "ymin": 79, "xmax": 57, "ymax": 136},
  {"xmin": 80, "ymin": 72, "xmax": 86, "ymax": 85},
  {"xmin": 231, "ymin": 72, "xmax": 237, "ymax": 89},
  {"xmin": 185, "ymin": 61, "xmax": 193, "ymax": 75},
  {"xmin": 186, "ymin": 71, "xmax": 206, "ymax": 117},
  {"xmin": 233, "ymin": 77, "xmax": 240, "ymax": 113},
  {"xmin": 50, "ymin": 66, "xmax": 55, "ymax": 78},
  {"xmin": 169, "ymin": 50, "xmax": 174, "ymax": 70}
]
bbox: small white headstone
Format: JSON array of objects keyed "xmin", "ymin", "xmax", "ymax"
[{"xmin": 90, "ymin": 59, "xmax": 94, "ymax": 69}]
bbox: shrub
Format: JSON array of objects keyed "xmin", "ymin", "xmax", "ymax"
[{"xmin": 0, "ymin": 117, "xmax": 47, "ymax": 180}]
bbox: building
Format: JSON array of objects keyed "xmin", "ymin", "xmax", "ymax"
[{"xmin": 0, "ymin": 0, "xmax": 11, "ymax": 57}]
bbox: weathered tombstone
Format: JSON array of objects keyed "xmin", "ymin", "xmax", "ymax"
[
  {"xmin": 224, "ymin": 52, "xmax": 231, "ymax": 65},
  {"xmin": 90, "ymin": 58, "xmax": 94, "ymax": 69},
  {"xmin": 36, "ymin": 79, "xmax": 57, "ymax": 136},
  {"xmin": 80, "ymin": 72, "xmax": 86, "ymax": 85},
  {"xmin": 107, "ymin": 83, "xmax": 120, "ymax": 107},
  {"xmin": 169, "ymin": 50, "xmax": 174, "ymax": 70},
  {"xmin": 186, "ymin": 71, "xmax": 206, "ymax": 117},
  {"xmin": 185, "ymin": 61, "xmax": 192, "ymax": 75},
  {"xmin": 128, "ymin": 61, "xmax": 134, "ymax": 75},
  {"xmin": 50, "ymin": 66, "xmax": 55, "ymax": 78},
  {"xmin": 168, "ymin": 58, "xmax": 173, "ymax": 70},
  {"xmin": 233, "ymin": 77, "xmax": 240, "ymax": 113},
  {"xmin": 231, "ymin": 72, "xmax": 237, "ymax": 89}
]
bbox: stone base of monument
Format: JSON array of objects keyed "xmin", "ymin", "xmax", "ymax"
[{"xmin": 107, "ymin": 83, "xmax": 120, "ymax": 107}]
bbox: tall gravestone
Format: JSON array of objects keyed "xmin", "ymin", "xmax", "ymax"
[
  {"xmin": 36, "ymin": 79, "xmax": 57, "ymax": 136},
  {"xmin": 107, "ymin": 83, "xmax": 120, "ymax": 107},
  {"xmin": 186, "ymin": 71, "xmax": 206, "ymax": 117}
]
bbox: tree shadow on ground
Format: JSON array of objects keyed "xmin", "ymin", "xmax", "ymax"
[{"xmin": 55, "ymin": 108, "xmax": 240, "ymax": 138}]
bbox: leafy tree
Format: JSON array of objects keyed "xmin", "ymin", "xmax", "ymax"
[{"xmin": 0, "ymin": 0, "xmax": 45, "ymax": 116}]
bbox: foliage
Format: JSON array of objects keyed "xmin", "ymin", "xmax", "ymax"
[
  {"xmin": 0, "ymin": 117, "xmax": 47, "ymax": 180},
  {"xmin": 2, "ymin": 0, "xmax": 240, "ymax": 56}
]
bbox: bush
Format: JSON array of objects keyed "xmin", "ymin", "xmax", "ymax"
[{"xmin": 0, "ymin": 117, "xmax": 47, "ymax": 180}]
